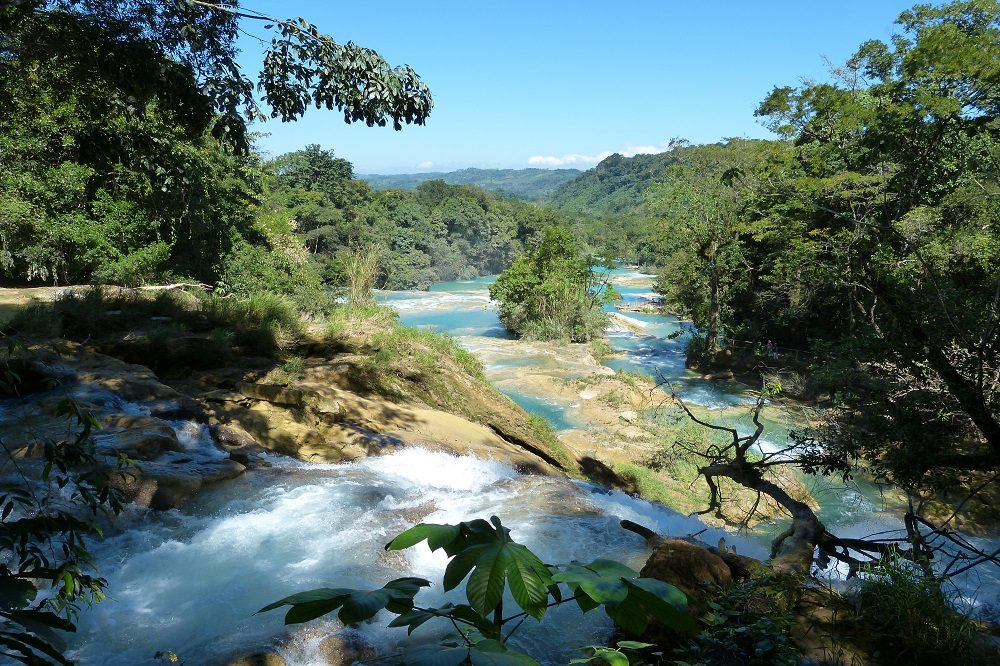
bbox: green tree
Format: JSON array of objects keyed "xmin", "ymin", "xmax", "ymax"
[
  {"xmin": 667, "ymin": 0, "xmax": 1000, "ymax": 580},
  {"xmin": 2, "ymin": 1, "xmax": 433, "ymax": 151},
  {"xmin": 490, "ymin": 226, "xmax": 614, "ymax": 342},
  {"xmin": 751, "ymin": 0, "xmax": 1000, "ymax": 500}
]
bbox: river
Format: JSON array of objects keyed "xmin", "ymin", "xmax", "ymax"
[{"xmin": 45, "ymin": 270, "xmax": 1000, "ymax": 663}]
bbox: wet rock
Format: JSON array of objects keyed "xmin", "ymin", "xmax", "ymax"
[
  {"xmin": 106, "ymin": 455, "xmax": 246, "ymax": 510},
  {"xmin": 212, "ymin": 423, "xmax": 259, "ymax": 449},
  {"xmin": 318, "ymin": 631, "xmax": 377, "ymax": 666},
  {"xmin": 228, "ymin": 651, "xmax": 287, "ymax": 666},
  {"xmin": 99, "ymin": 414, "xmax": 184, "ymax": 459},
  {"xmin": 104, "ymin": 466, "xmax": 159, "ymax": 507}
]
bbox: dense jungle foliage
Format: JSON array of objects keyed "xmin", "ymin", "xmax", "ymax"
[{"xmin": 266, "ymin": 146, "xmax": 567, "ymax": 290}]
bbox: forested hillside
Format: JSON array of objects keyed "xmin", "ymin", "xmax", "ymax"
[
  {"xmin": 548, "ymin": 150, "xmax": 686, "ymax": 215},
  {"xmin": 359, "ymin": 167, "xmax": 581, "ymax": 202},
  {"xmin": 268, "ymin": 148, "xmax": 566, "ymax": 289}
]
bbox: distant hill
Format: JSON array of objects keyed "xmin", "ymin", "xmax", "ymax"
[
  {"xmin": 358, "ymin": 167, "xmax": 581, "ymax": 202},
  {"xmin": 548, "ymin": 152, "xmax": 684, "ymax": 215}
]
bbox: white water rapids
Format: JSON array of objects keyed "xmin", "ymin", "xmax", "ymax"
[{"xmin": 64, "ymin": 447, "xmax": 767, "ymax": 665}]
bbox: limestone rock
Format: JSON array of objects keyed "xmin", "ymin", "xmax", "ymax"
[
  {"xmin": 106, "ymin": 455, "xmax": 246, "ymax": 510},
  {"xmin": 236, "ymin": 382, "xmax": 304, "ymax": 406},
  {"xmin": 619, "ymin": 410, "xmax": 639, "ymax": 423},
  {"xmin": 98, "ymin": 414, "xmax": 184, "ymax": 459},
  {"xmin": 212, "ymin": 423, "xmax": 259, "ymax": 449}
]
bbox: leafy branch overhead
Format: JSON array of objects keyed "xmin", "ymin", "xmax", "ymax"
[
  {"xmin": 259, "ymin": 516, "xmax": 696, "ymax": 664},
  {"xmin": 188, "ymin": 0, "xmax": 433, "ymax": 131},
  {"xmin": 5, "ymin": 1, "xmax": 433, "ymax": 152}
]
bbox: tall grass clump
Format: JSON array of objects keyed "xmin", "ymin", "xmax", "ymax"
[
  {"xmin": 203, "ymin": 292, "xmax": 303, "ymax": 354},
  {"xmin": 342, "ymin": 244, "xmax": 384, "ymax": 308},
  {"xmin": 853, "ymin": 556, "xmax": 996, "ymax": 664}
]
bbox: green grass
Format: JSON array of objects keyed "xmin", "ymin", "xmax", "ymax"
[
  {"xmin": 371, "ymin": 324, "xmax": 487, "ymax": 383},
  {"xmin": 614, "ymin": 368, "xmax": 653, "ymax": 390},
  {"xmin": 588, "ymin": 337, "xmax": 614, "ymax": 360},
  {"xmin": 525, "ymin": 413, "xmax": 574, "ymax": 471},
  {"xmin": 853, "ymin": 557, "xmax": 998, "ymax": 664},
  {"xmin": 609, "ymin": 461, "xmax": 676, "ymax": 506}
]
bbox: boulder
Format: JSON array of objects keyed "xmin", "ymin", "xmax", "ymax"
[
  {"xmin": 640, "ymin": 538, "xmax": 733, "ymax": 609},
  {"xmin": 105, "ymin": 455, "xmax": 246, "ymax": 510},
  {"xmin": 211, "ymin": 423, "xmax": 259, "ymax": 449},
  {"xmin": 99, "ymin": 414, "xmax": 184, "ymax": 459}
]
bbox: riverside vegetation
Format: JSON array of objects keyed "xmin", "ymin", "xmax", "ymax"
[{"xmin": 3, "ymin": 0, "xmax": 1000, "ymax": 664}]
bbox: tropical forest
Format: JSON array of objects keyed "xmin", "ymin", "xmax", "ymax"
[{"xmin": 3, "ymin": 1, "xmax": 1000, "ymax": 665}]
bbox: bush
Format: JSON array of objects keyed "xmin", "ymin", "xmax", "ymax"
[
  {"xmin": 3, "ymin": 288, "xmax": 198, "ymax": 339},
  {"xmin": 217, "ymin": 240, "xmax": 333, "ymax": 315},
  {"xmin": 674, "ymin": 572, "xmax": 801, "ymax": 666}
]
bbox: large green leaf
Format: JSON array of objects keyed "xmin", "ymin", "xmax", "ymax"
[
  {"xmin": 403, "ymin": 643, "xmax": 473, "ymax": 666},
  {"xmin": 387, "ymin": 523, "xmax": 462, "ymax": 553},
  {"xmin": 466, "ymin": 544, "xmax": 511, "ymax": 616},
  {"xmin": 256, "ymin": 587, "xmax": 354, "ymax": 613},
  {"xmin": 257, "ymin": 578, "xmax": 430, "ymax": 626},
  {"xmin": 622, "ymin": 578, "xmax": 697, "ymax": 634},
  {"xmin": 504, "ymin": 544, "xmax": 551, "ymax": 618},
  {"xmin": 390, "ymin": 516, "xmax": 554, "ymax": 619},
  {"xmin": 551, "ymin": 563, "xmax": 628, "ymax": 605},
  {"xmin": 580, "ymin": 559, "xmax": 640, "ymax": 579},
  {"xmin": 443, "ymin": 545, "xmax": 486, "ymax": 591}
]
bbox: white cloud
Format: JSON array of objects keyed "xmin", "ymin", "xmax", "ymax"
[
  {"xmin": 527, "ymin": 141, "xmax": 672, "ymax": 167},
  {"xmin": 527, "ymin": 152, "xmax": 613, "ymax": 167},
  {"xmin": 417, "ymin": 160, "xmax": 434, "ymax": 169}
]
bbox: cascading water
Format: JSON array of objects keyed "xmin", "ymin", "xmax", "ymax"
[{"xmin": 63, "ymin": 447, "xmax": 768, "ymax": 665}]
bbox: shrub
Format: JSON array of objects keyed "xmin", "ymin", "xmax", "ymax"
[{"xmin": 217, "ymin": 240, "xmax": 333, "ymax": 315}]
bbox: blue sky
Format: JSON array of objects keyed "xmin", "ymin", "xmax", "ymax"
[{"xmin": 236, "ymin": 1, "xmax": 917, "ymax": 174}]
